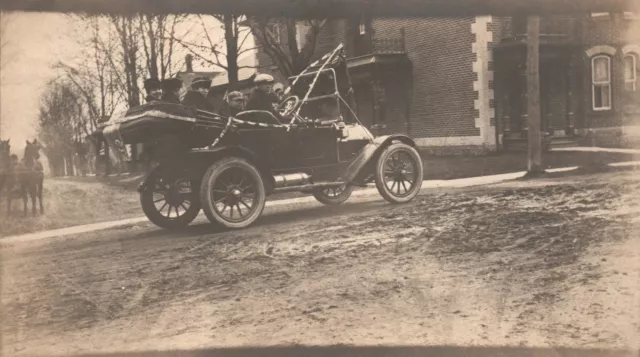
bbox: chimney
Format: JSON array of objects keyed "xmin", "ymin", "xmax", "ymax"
[{"xmin": 186, "ymin": 54, "xmax": 193, "ymax": 72}]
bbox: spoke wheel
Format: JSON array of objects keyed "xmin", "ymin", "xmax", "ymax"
[
  {"xmin": 312, "ymin": 184, "xmax": 354, "ymax": 205},
  {"xmin": 375, "ymin": 143, "xmax": 423, "ymax": 204},
  {"xmin": 140, "ymin": 168, "xmax": 201, "ymax": 229},
  {"xmin": 200, "ymin": 157, "xmax": 266, "ymax": 229}
]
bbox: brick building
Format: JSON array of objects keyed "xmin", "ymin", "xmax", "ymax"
[
  {"xmin": 254, "ymin": 13, "xmax": 640, "ymax": 153},
  {"xmin": 494, "ymin": 12, "xmax": 640, "ymax": 150}
]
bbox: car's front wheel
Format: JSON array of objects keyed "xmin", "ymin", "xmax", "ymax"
[
  {"xmin": 375, "ymin": 143, "xmax": 423, "ymax": 204},
  {"xmin": 200, "ymin": 157, "xmax": 266, "ymax": 229}
]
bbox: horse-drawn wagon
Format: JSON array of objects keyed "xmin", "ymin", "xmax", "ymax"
[{"xmin": 101, "ymin": 44, "xmax": 424, "ymax": 230}]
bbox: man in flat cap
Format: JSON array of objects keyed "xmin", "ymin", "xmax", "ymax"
[
  {"xmin": 245, "ymin": 73, "xmax": 280, "ymax": 115},
  {"xmin": 181, "ymin": 76, "xmax": 215, "ymax": 112},
  {"xmin": 161, "ymin": 77, "xmax": 183, "ymax": 104},
  {"xmin": 144, "ymin": 78, "xmax": 162, "ymax": 102}
]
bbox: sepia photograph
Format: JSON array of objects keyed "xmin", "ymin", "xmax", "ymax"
[{"xmin": 0, "ymin": 0, "xmax": 639, "ymax": 356}]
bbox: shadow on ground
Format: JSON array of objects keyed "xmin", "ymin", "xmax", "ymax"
[
  {"xmin": 63, "ymin": 345, "xmax": 640, "ymax": 357},
  {"xmin": 128, "ymin": 200, "xmax": 387, "ymax": 240}
]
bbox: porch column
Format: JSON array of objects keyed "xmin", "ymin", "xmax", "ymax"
[
  {"xmin": 513, "ymin": 63, "xmax": 527, "ymax": 133},
  {"xmin": 104, "ymin": 138, "xmax": 111, "ymax": 176},
  {"xmin": 565, "ymin": 51, "xmax": 575, "ymax": 136}
]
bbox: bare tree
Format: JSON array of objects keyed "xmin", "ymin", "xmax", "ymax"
[
  {"xmin": 54, "ymin": 14, "xmax": 192, "ymax": 173},
  {"xmin": 110, "ymin": 15, "xmax": 142, "ymax": 108},
  {"xmin": 248, "ymin": 18, "xmax": 327, "ymax": 78},
  {"xmin": 55, "ymin": 16, "xmax": 124, "ymax": 141},
  {"xmin": 37, "ymin": 81, "xmax": 86, "ymax": 176},
  {"xmin": 138, "ymin": 14, "xmax": 186, "ymax": 80},
  {"xmin": 174, "ymin": 14, "xmax": 255, "ymax": 86},
  {"xmin": 0, "ymin": 11, "xmax": 12, "ymax": 71}
]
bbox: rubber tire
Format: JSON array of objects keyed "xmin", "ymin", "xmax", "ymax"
[
  {"xmin": 375, "ymin": 143, "xmax": 423, "ymax": 204},
  {"xmin": 140, "ymin": 168, "xmax": 201, "ymax": 230},
  {"xmin": 200, "ymin": 157, "xmax": 266, "ymax": 229},
  {"xmin": 312, "ymin": 185, "xmax": 355, "ymax": 205}
]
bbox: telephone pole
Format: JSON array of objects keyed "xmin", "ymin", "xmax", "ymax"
[{"xmin": 526, "ymin": 15, "xmax": 544, "ymax": 175}]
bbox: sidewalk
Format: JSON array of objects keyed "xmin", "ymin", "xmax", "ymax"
[
  {"xmin": 551, "ymin": 146, "xmax": 640, "ymax": 154},
  {"xmin": 419, "ymin": 147, "xmax": 640, "ymax": 180},
  {"xmin": 3, "ymin": 160, "xmax": 638, "ymax": 245}
]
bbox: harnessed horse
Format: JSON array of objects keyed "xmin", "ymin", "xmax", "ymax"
[
  {"xmin": 4, "ymin": 140, "xmax": 45, "ymax": 216},
  {"xmin": 0, "ymin": 139, "xmax": 11, "ymax": 202}
]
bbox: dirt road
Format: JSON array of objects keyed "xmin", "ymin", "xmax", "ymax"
[{"xmin": 1, "ymin": 171, "xmax": 639, "ymax": 356}]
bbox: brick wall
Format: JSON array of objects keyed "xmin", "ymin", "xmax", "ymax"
[
  {"xmin": 309, "ymin": 21, "xmax": 342, "ymax": 63},
  {"xmin": 255, "ymin": 20, "xmax": 344, "ymax": 84},
  {"xmin": 254, "ymin": 20, "xmax": 292, "ymax": 84},
  {"xmin": 255, "ymin": 16, "xmax": 503, "ymax": 150},
  {"xmin": 372, "ymin": 17, "xmax": 479, "ymax": 140},
  {"xmin": 579, "ymin": 15, "xmax": 640, "ymax": 131}
]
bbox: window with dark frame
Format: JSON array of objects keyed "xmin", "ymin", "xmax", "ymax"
[
  {"xmin": 267, "ymin": 23, "xmax": 281, "ymax": 44},
  {"xmin": 359, "ymin": 16, "xmax": 367, "ymax": 35},
  {"xmin": 623, "ymin": 54, "xmax": 637, "ymax": 92},
  {"xmin": 592, "ymin": 55, "xmax": 612, "ymax": 110},
  {"xmin": 512, "ymin": 15, "xmax": 527, "ymax": 35}
]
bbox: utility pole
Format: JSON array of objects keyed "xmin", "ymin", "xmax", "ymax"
[
  {"xmin": 0, "ymin": 11, "xmax": 3, "ymax": 139},
  {"xmin": 526, "ymin": 15, "xmax": 544, "ymax": 175}
]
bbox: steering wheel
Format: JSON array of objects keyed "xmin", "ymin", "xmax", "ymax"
[{"xmin": 278, "ymin": 95, "xmax": 301, "ymax": 117}]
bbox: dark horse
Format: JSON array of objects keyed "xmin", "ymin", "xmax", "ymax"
[
  {"xmin": 0, "ymin": 139, "xmax": 11, "ymax": 200},
  {"xmin": 6, "ymin": 140, "xmax": 45, "ymax": 216}
]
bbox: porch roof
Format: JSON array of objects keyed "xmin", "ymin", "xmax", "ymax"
[
  {"xmin": 494, "ymin": 34, "xmax": 577, "ymax": 51},
  {"xmin": 347, "ymin": 53, "xmax": 411, "ymax": 71}
]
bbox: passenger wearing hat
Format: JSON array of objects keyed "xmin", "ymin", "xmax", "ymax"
[
  {"xmin": 144, "ymin": 78, "xmax": 162, "ymax": 102},
  {"xmin": 181, "ymin": 76, "xmax": 215, "ymax": 112},
  {"xmin": 245, "ymin": 73, "xmax": 280, "ymax": 115},
  {"xmin": 273, "ymin": 82, "xmax": 285, "ymax": 101},
  {"xmin": 161, "ymin": 77, "xmax": 183, "ymax": 104},
  {"xmin": 220, "ymin": 91, "xmax": 245, "ymax": 117}
]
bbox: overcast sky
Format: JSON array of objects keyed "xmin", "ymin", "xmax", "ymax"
[
  {"xmin": 1, "ymin": 12, "xmax": 74, "ymax": 149},
  {"xmin": 0, "ymin": 12, "xmax": 254, "ymax": 155}
]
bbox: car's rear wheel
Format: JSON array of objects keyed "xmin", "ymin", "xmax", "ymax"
[
  {"xmin": 312, "ymin": 185, "xmax": 354, "ymax": 205},
  {"xmin": 200, "ymin": 157, "xmax": 266, "ymax": 229},
  {"xmin": 375, "ymin": 143, "xmax": 423, "ymax": 204},
  {"xmin": 140, "ymin": 167, "xmax": 201, "ymax": 229}
]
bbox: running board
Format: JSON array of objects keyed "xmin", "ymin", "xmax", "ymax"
[{"xmin": 273, "ymin": 182, "xmax": 347, "ymax": 193}]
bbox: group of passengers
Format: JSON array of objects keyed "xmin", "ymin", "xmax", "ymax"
[{"xmin": 142, "ymin": 73, "xmax": 285, "ymax": 119}]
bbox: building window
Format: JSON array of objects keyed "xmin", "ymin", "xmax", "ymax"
[
  {"xmin": 624, "ymin": 54, "xmax": 637, "ymax": 91},
  {"xmin": 590, "ymin": 12, "xmax": 610, "ymax": 19},
  {"xmin": 592, "ymin": 55, "xmax": 612, "ymax": 110},
  {"xmin": 359, "ymin": 16, "xmax": 366, "ymax": 35},
  {"xmin": 512, "ymin": 15, "xmax": 527, "ymax": 35},
  {"xmin": 267, "ymin": 23, "xmax": 281, "ymax": 43}
]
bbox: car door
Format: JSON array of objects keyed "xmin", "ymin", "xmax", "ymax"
[
  {"xmin": 235, "ymin": 127, "xmax": 297, "ymax": 171},
  {"xmin": 289, "ymin": 126, "xmax": 339, "ymax": 169}
]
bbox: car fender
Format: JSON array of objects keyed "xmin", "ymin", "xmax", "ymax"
[
  {"xmin": 137, "ymin": 145, "xmax": 269, "ymax": 193},
  {"xmin": 339, "ymin": 134, "xmax": 417, "ymax": 183},
  {"xmin": 137, "ymin": 164, "xmax": 161, "ymax": 193},
  {"xmin": 188, "ymin": 145, "xmax": 275, "ymax": 189}
]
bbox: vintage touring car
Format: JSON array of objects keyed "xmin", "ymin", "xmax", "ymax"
[{"xmin": 101, "ymin": 44, "xmax": 424, "ymax": 230}]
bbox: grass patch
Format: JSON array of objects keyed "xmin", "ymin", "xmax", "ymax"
[{"xmin": 0, "ymin": 178, "xmax": 141, "ymax": 237}]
